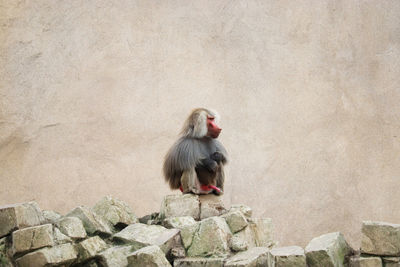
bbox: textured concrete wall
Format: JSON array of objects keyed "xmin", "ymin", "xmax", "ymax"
[{"xmin": 1, "ymin": 0, "xmax": 399, "ymax": 248}]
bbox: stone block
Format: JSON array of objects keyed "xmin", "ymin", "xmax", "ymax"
[
  {"xmin": 383, "ymin": 257, "xmax": 400, "ymax": 267},
  {"xmin": 127, "ymin": 245, "xmax": 171, "ymax": 266},
  {"xmin": 229, "ymin": 204, "xmax": 252, "ymax": 218},
  {"xmin": 270, "ymin": 246, "xmax": 307, "ymax": 267},
  {"xmin": 221, "ymin": 211, "xmax": 248, "ymax": 233},
  {"xmin": 57, "ymin": 216, "xmax": 87, "ymax": 239},
  {"xmin": 187, "ymin": 217, "xmax": 232, "ymax": 257},
  {"xmin": 163, "ymin": 216, "xmax": 197, "ymax": 229},
  {"xmin": 199, "ymin": 195, "xmax": 227, "ymax": 220},
  {"xmin": 361, "ymin": 221, "xmax": 400, "ymax": 256},
  {"xmin": 349, "ymin": 256, "xmax": 382, "ymax": 267},
  {"xmin": 12, "ymin": 224, "xmax": 54, "ymax": 255},
  {"xmin": 92, "ymin": 196, "xmax": 138, "ymax": 229},
  {"xmin": 53, "ymin": 227, "xmax": 72, "ymax": 244},
  {"xmin": 66, "ymin": 206, "xmax": 112, "ymax": 236},
  {"xmin": 97, "ymin": 245, "xmax": 134, "ymax": 267},
  {"xmin": 0, "ymin": 202, "xmax": 44, "ymax": 238},
  {"xmin": 180, "ymin": 222, "xmax": 200, "ymax": 249},
  {"xmin": 42, "ymin": 210, "xmax": 62, "ymax": 224},
  {"xmin": 232, "ymin": 223, "xmax": 258, "ymax": 249},
  {"xmin": 225, "ymin": 247, "xmax": 270, "ymax": 267},
  {"xmin": 249, "ymin": 218, "xmax": 275, "ymax": 248},
  {"xmin": 160, "ymin": 194, "xmax": 200, "ymax": 220},
  {"xmin": 0, "ymin": 237, "xmax": 12, "ymax": 267},
  {"xmin": 229, "ymin": 235, "xmax": 248, "ymax": 252},
  {"xmin": 77, "ymin": 236, "xmax": 108, "ymax": 261},
  {"xmin": 15, "ymin": 243, "xmax": 77, "ymax": 267},
  {"xmin": 113, "ymin": 223, "xmax": 181, "ymax": 254},
  {"xmin": 173, "ymin": 257, "xmax": 225, "ymax": 267},
  {"xmin": 305, "ymin": 232, "xmax": 352, "ymax": 267}
]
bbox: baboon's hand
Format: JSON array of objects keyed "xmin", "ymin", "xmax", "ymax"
[{"xmin": 199, "ymin": 158, "xmax": 218, "ymax": 173}]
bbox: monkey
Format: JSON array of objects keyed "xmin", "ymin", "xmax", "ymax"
[{"xmin": 163, "ymin": 108, "xmax": 228, "ymax": 195}]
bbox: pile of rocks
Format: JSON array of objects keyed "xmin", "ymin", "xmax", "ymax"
[{"xmin": 0, "ymin": 194, "xmax": 399, "ymax": 267}]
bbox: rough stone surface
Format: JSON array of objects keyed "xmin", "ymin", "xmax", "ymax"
[
  {"xmin": 173, "ymin": 257, "xmax": 226, "ymax": 267},
  {"xmin": 199, "ymin": 195, "xmax": 227, "ymax": 220},
  {"xmin": 222, "ymin": 211, "xmax": 248, "ymax": 233},
  {"xmin": 77, "ymin": 236, "xmax": 108, "ymax": 261},
  {"xmin": 225, "ymin": 247, "xmax": 270, "ymax": 267},
  {"xmin": 229, "ymin": 235, "xmax": 248, "ymax": 252},
  {"xmin": 53, "ymin": 227, "xmax": 72, "ymax": 244},
  {"xmin": 361, "ymin": 221, "xmax": 400, "ymax": 256},
  {"xmin": 232, "ymin": 223, "xmax": 258, "ymax": 250},
  {"xmin": 42, "ymin": 210, "xmax": 62, "ymax": 224},
  {"xmin": 305, "ymin": 232, "xmax": 352, "ymax": 267},
  {"xmin": 127, "ymin": 245, "xmax": 172, "ymax": 267},
  {"xmin": 12, "ymin": 224, "xmax": 54, "ymax": 255},
  {"xmin": 0, "ymin": 202, "xmax": 44, "ymax": 238},
  {"xmin": 15, "ymin": 243, "xmax": 78, "ymax": 267},
  {"xmin": 160, "ymin": 195, "xmax": 200, "ymax": 220},
  {"xmin": 180, "ymin": 223, "xmax": 200, "ymax": 249},
  {"xmin": 92, "ymin": 196, "xmax": 138, "ymax": 229},
  {"xmin": 249, "ymin": 218, "xmax": 275, "ymax": 248},
  {"xmin": 187, "ymin": 217, "xmax": 232, "ymax": 257},
  {"xmin": 383, "ymin": 257, "xmax": 400, "ymax": 267},
  {"xmin": 0, "ymin": 237, "xmax": 12, "ymax": 267},
  {"xmin": 66, "ymin": 206, "xmax": 112, "ymax": 236},
  {"xmin": 57, "ymin": 216, "xmax": 87, "ymax": 239},
  {"xmin": 97, "ymin": 245, "xmax": 134, "ymax": 267},
  {"xmin": 349, "ymin": 256, "xmax": 382, "ymax": 267},
  {"xmin": 163, "ymin": 216, "xmax": 197, "ymax": 229},
  {"xmin": 229, "ymin": 205, "xmax": 252, "ymax": 218},
  {"xmin": 113, "ymin": 223, "xmax": 181, "ymax": 254},
  {"xmin": 270, "ymin": 246, "xmax": 307, "ymax": 267}
]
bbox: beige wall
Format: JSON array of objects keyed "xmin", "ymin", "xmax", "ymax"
[{"xmin": 1, "ymin": 0, "xmax": 400, "ymax": 248}]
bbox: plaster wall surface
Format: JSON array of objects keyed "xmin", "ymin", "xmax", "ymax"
[{"xmin": 1, "ymin": 0, "xmax": 400, "ymax": 248}]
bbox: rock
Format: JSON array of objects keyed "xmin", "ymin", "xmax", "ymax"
[
  {"xmin": 187, "ymin": 217, "xmax": 232, "ymax": 257},
  {"xmin": 180, "ymin": 222, "xmax": 200, "ymax": 249},
  {"xmin": 221, "ymin": 211, "xmax": 248, "ymax": 233},
  {"xmin": 66, "ymin": 206, "xmax": 112, "ymax": 236},
  {"xmin": 270, "ymin": 246, "xmax": 307, "ymax": 267},
  {"xmin": 11, "ymin": 224, "xmax": 54, "ymax": 255},
  {"xmin": 57, "ymin": 216, "xmax": 87, "ymax": 239},
  {"xmin": 229, "ymin": 204, "xmax": 252, "ymax": 218},
  {"xmin": 92, "ymin": 196, "xmax": 138, "ymax": 230},
  {"xmin": 53, "ymin": 227, "xmax": 72, "ymax": 244},
  {"xmin": 249, "ymin": 218, "xmax": 275, "ymax": 248},
  {"xmin": 349, "ymin": 256, "xmax": 382, "ymax": 267},
  {"xmin": 15, "ymin": 243, "xmax": 78, "ymax": 267},
  {"xmin": 305, "ymin": 232, "xmax": 352, "ymax": 267},
  {"xmin": 42, "ymin": 210, "xmax": 62, "ymax": 224},
  {"xmin": 163, "ymin": 216, "xmax": 197, "ymax": 229},
  {"xmin": 225, "ymin": 247, "xmax": 270, "ymax": 267},
  {"xmin": 173, "ymin": 257, "xmax": 226, "ymax": 267},
  {"xmin": 77, "ymin": 236, "xmax": 108, "ymax": 261},
  {"xmin": 199, "ymin": 195, "xmax": 227, "ymax": 220},
  {"xmin": 113, "ymin": 223, "xmax": 181, "ymax": 254},
  {"xmin": 139, "ymin": 212, "xmax": 160, "ymax": 225},
  {"xmin": 0, "ymin": 237, "xmax": 12, "ymax": 267},
  {"xmin": 382, "ymin": 257, "xmax": 400, "ymax": 267},
  {"xmin": 361, "ymin": 221, "xmax": 400, "ymax": 256},
  {"xmin": 0, "ymin": 202, "xmax": 44, "ymax": 238},
  {"xmin": 97, "ymin": 245, "xmax": 134, "ymax": 267},
  {"xmin": 127, "ymin": 245, "xmax": 172, "ymax": 267},
  {"xmin": 229, "ymin": 235, "xmax": 248, "ymax": 252},
  {"xmin": 79, "ymin": 260, "xmax": 99, "ymax": 267},
  {"xmin": 232, "ymin": 223, "xmax": 257, "ymax": 249},
  {"xmin": 160, "ymin": 194, "xmax": 200, "ymax": 220},
  {"xmin": 171, "ymin": 246, "xmax": 186, "ymax": 258}
]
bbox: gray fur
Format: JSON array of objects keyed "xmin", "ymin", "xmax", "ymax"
[{"xmin": 163, "ymin": 109, "xmax": 228, "ymax": 190}]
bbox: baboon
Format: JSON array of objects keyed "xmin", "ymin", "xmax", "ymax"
[{"xmin": 163, "ymin": 108, "xmax": 228, "ymax": 195}]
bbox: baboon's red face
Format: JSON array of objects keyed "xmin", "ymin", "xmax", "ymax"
[{"xmin": 207, "ymin": 116, "xmax": 222, "ymax": 138}]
